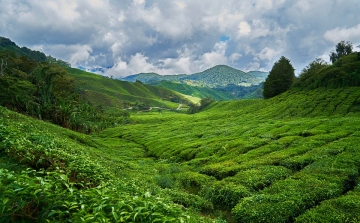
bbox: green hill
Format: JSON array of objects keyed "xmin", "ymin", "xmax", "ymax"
[
  {"xmin": 122, "ymin": 65, "xmax": 267, "ymax": 100},
  {"xmin": 66, "ymin": 68, "xmax": 185, "ymax": 109},
  {"xmin": 122, "ymin": 65, "xmax": 268, "ymax": 88},
  {"xmin": 2, "ymin": 85, "xmax": 360, "ymax": 222},
  {"xmin": 122, "ymin": 72, "xmax": 187, "ymax": 84},
  {"xmin": 155, "ymin": 81, "xmax": 236, "ymax": 101},
  {"xmin": 185, "ymin": 65, "xmax": 266, "ymax": 88},
  {"xmin": 100, "ymin": 86, "xmax": 360, "ymax": 222}
]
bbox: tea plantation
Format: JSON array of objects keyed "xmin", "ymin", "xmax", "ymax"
[{"xmin": 2, "ymin": 85, "xmax": 360, "ymax": 222}]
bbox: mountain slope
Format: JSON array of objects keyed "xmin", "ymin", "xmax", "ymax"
[
  {"xmin": 122, "ymin": 65, "xmax": 268, "ymax": 88},
  {"xmin": 122, "ymin": 65, "xmax": 267, "ymax": 100},
  {"xmin": 184, "ymin": 65, "xmax": 265, "ymax": 87},
  {"xmin": 66, "ymin": 68, "xmax": 186, "ymax": 109},
  {"xmin": 155, "ymin": 81, "xmax": 236, "ymax": 101}
]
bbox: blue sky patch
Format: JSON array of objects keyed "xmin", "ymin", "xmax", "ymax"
[{"xmin": 219, "ymin": 35, "xmax": 230, "ymax": 42}]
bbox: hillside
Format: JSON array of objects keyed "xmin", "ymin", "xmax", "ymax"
[
  {"xmin": 100, "ymin": 87, "xmax": 360, "ymax": 222},
  {"xmin": 2, "ymin": 37, "xmax": 360, "ymax": 222},
  {"xmin": 186, "ymin": 65, "xmax": 266, "ymax": 88},
  {"xmin": 122, "ymin": 72, "xmax": 187, "ymax": 84},
  {"xmin": 155, "ymin": 81, "xmax": 236, "ymax": 101},
  {"xmin": 66, "ymin": 68, "xmax": 186, "ymax": 109},
  {"xmin": 0, "ymin": 36, "xmax": 69, "ymax": 66},
  {"xmin": 122, "ymin": 65, "xmax": 267, "ymax": 88},
  {"xmin": 2, "ymin": 86, "xmax": 360, "ymax": 222},
  {"xmin": 122, "ymin": 65, "xmax": 267, "ymax": 100}
]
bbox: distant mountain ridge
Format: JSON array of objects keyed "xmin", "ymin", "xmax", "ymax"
[{"xmin": 122, "ymin": 65, "xmax": 268, "ymax": 88}]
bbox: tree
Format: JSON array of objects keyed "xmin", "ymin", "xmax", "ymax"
[
  {"xmin": 294, "ymin": 58, "xmax": 329, "ymax": 88},
  {"xmin": 329, "ymin": 41, "xmax": 353, "ymax": 64},
  {"xmin": 188, "ymin": 97, "xmax": 214, "ymax": 114},
  {"xmin": 263, "ymin": 56, "xmax": 295, "ymax": 99}
]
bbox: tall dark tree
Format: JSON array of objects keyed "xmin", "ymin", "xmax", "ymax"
[
  {"xmin": 263, "ymin": 56, "xmax": 295, "ymax": 99},
  {"xmin": 329, "ymin": 41, "xmax": 353, "ymax": 64}
]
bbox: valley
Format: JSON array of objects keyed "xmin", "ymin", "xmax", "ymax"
[
  {"xmin": 1, "ymin": 36, "xmax": 360, "ymax": 222},
  {"xmin": 1, "ymin": 87, "xmax": 360, "ymax": 222}
]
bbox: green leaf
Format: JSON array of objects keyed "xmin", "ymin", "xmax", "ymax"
[
  {"xmin": 47, "ymin": 210, "xmax": 58, "ymax": 217},
  {"xmin": 2, "ymin": 198, "xmax": 9, "ymax": 205},
  {"xmin": 111, "ymin": 207, "xmax": 119, "ymax": 221}
]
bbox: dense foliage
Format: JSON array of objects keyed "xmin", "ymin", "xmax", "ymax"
[
  {"xmin": 0, "ymin": 108, "xmax": 200, "ymax": 222},
  {"xmin": 187, "ymin": 97, "xmax": 214, "ymax": 114},
  {"xmin": 330, "ymin": 41, "xmax": 353, "ymax": 64},
  {"xmin": 0, "ymin": 50, "xmax": 128, "ymax": 133},
  {"xmin": 105, "ymin": 87, "xmax": 360, "ymax": 222},
  {"xmin": 263, "ymin": 56, "xmax": 295, "ymax": 98},
  {"xmin": 295, "ymin": 52, "xmax": 360, "ymax": 89}
]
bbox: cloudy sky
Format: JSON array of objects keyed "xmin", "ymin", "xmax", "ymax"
[{"xmin": 0, "ymin": 0, "xmax": 359, "ymax": 77}]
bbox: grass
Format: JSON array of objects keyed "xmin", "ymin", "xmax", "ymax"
[{"xmin": 1, "ymin": 87, "xmax": 360, "ymax": 222}]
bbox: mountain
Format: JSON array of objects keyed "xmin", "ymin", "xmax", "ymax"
[
  {"xmin": 122, "ymin": 72, "xmax": 187, "ymax": 84},
  {"xmin": 183, "ymin": 65, "xmax": 266, "ymax": 88},
  {"xmin": 122, "ymin": 65, "xmax": 268, "ymax": 100},
  {"xmin": 122, "ymin": 65, "xmax": 268, "ymax": 88}
]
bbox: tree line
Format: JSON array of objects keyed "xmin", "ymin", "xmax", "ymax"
[
  {"xmin": 263, "ymin": 41, "xmax": 359, "ymax": 99},
  {"xmin": 0, "ymin": 49, "xmax": 129, "ymax": 134}
]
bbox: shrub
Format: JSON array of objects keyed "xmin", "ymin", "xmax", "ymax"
[{"xmin": 200, "ymin": 181, "xmax": 251, "ymax": 209}]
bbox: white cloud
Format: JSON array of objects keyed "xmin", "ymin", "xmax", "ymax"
[
  {"xmin": 324, "ymin": 24, "xmax": 360, "ymax": 44},
  {"xmin": 246, "ymin": 62, "xmax": 260, "ymax": 71},
  {"xmin": 69, "ymin": 45, "xmax": 93, "ymax": 66},
  {"xmin": 238, "ymin": 21, "xmax": 251, "ymax": 37},
  {"xmin": 229, "ymin": 53, "xmax": 242, "ymax": 63},
  {"xmin": 1, "ymin": 0, "xmax": 359, "ymax": 76},
  {"xmin": 257, "ymin": 47, "xmax": 282, "ymax": 61}
]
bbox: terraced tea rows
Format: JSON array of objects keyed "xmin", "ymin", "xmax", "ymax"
[{"xmin": 100, "ymin": 87, "xmax": 360, "ymax": 222}]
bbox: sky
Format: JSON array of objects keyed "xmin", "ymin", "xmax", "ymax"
[{"xmin": 0, "ymin": 0, "xmax": 359, "ymax": 77}]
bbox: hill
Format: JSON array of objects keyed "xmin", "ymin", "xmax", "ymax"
[
  {"xmin": 122, "ymin": 72, "xmax": 187, "ymax": 84},
  {"xmin": 155, "ymin": 81, "xmax": 236, "ymax": 101},
  {"xmin": 0, "ymin": 36, "xmax": 70, "ymax": 66},
  {"xmin": 122, "ymin": 65, "xmax": 267, "ymax": 100},
  {"xmin": 2, "ymin": 85, "xmax": 360, "ymax": 222},
  {"xmin": 122, "ymin": 65, "xmax": 267, "ymax": 88},
  {"xmin": 66, "ymin": 68, "xmax": 187, "ymax": 109},
  {"xmin": 101, "ymin": 86, "xmax": 360, "ymax": 222},
  {"xmin": 184, "ymin": 65, "xmax": 266, "ymax": 88}
]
